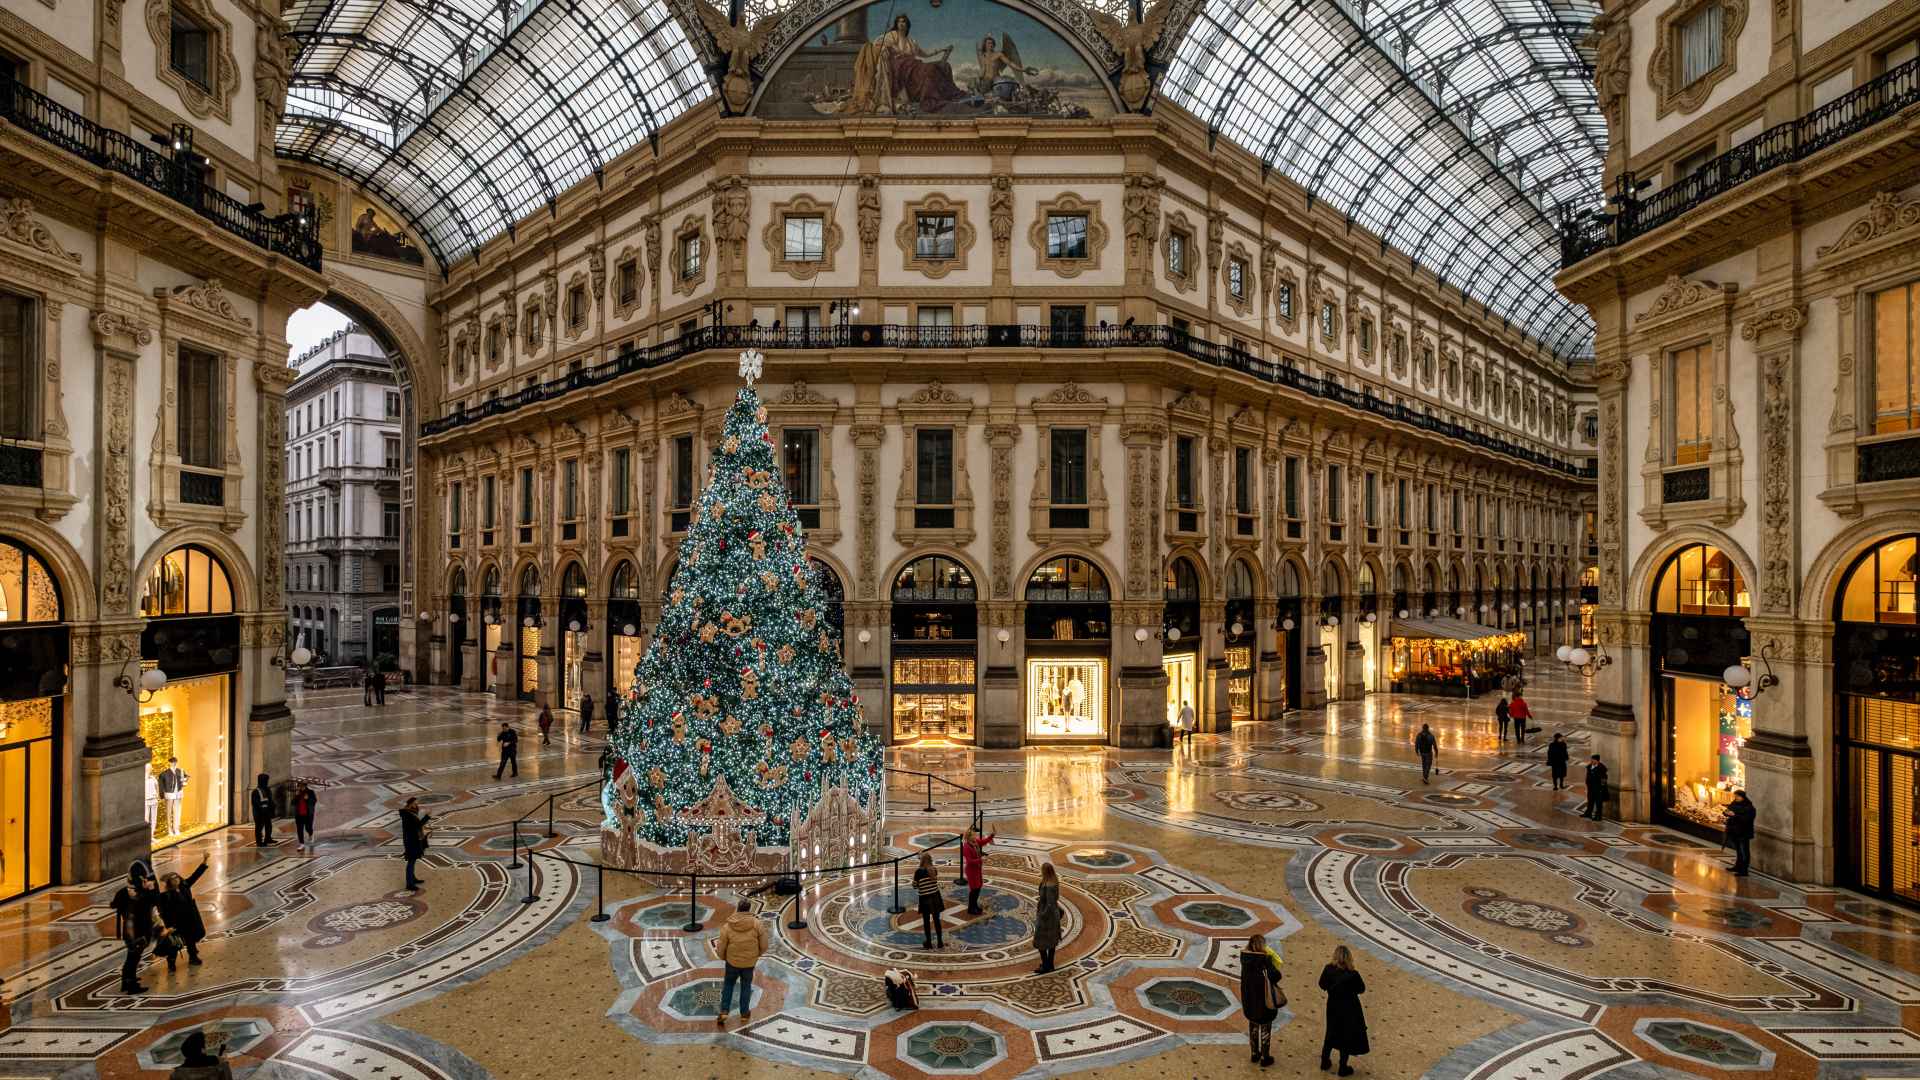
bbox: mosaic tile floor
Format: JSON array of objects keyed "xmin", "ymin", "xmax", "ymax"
[{"xmin": 6, "ymin": 669, "xmax": 1920, "ymax": 1078}]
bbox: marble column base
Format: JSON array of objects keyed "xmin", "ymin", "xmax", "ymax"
[
  {"xmin": 978, "ymin": 666, "xmax": 1021, "ymax": 748},
  {"xmin": 76, "ymin": 729, "xmax": 151, "ymax": 883}
]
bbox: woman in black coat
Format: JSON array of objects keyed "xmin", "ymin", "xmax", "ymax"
[
  {"xmin": 1032, "ymin": 863, "xmax": 1062, "ymax": 973},
  {"xmin": 156, "ymin": 856, "xmax": 210, "ymax": 970},
  {"xmin": 1318, "ymin": 945, "xmax": 1369, "ymax": 1075},
  {"xmin": 1240, "ymin": 932, "xmax": 1283, "ymax": 1067},
  {"xmin": 912, "ymin": 852, "xmax": 945, "ymax": 949}
]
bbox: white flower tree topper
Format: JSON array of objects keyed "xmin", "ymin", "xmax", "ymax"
[{"xmin": 738, "ymin": 348, "xmax": 764, "ymax": 386}]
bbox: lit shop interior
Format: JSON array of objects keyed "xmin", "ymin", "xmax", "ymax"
[
  {"xmin": 1024, "ymin": 557, "xmax": 1111, "ymax": 740},
  {"xmin": 1386, "ymin": 619, "xmax": 1526, "ymax": 696},
  {"xmin": 890, "ymin": 556, "xmax": 978, "ymax": 744},
  {"xmin": 138, "ymin": 544, "xmax": 239, "ymax": 849},
  {"xmin": 0, "ymin": 537, "xmax": 65, "ymax": 903},
  {"xmin": 1648, "ymin": 543, "xmax": 1752, "ymax": 837}
]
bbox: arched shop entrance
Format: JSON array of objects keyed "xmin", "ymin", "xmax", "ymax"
[
  {"xmin": 447, "ymin": 567, "xmax": 467, "ymax": 688},
  {"xmin": 139, "ymin": 544, "xmax": 239, "ymax": 850},
  {"xmin": 1320, "ymin": 563, "xmax": 1343, "ymax": 702},
  {"xmin": 1162, "ymin": 556, "xmax": 1201, "ymax": 728},
  {"xmin": 1834, "ymin": 533, "xmax": 1920, "ymax": 907},
  {"xmin": 558, "ymin": 562, "xmax": 589, "ymax": 711},
  {"xmin": 516, "ymin": 566, "xmax": 542, "ymax": 702},
  {"xmin": 1648, "ymin": 543, "xmax": 1752, "ymax": 839},
  {"xmin": 890, "ymin": 556, "xmax": 977, "ymax": 745},
  {"xmin": 480, "ymin": 565, "xmax": 503, "ymax": 693},
  {"xmin": 1276, "ymin": 561, "xmax": 1302, "ymax": 712},
  {"xmin": 606, "ymin": 560, "xmax": 642, "ymax": 700},
  {"xmin": 809, "ymin": 558, "xmax": 845, "ymax": 640},
  {"xmin": 1224, "ymin": 559, "xmax": 1257, "ymax": 722},
  {"xmin": 1025, "ymin": 556, "xmax": 1111, "ymax": 740},
  {"xmin": 0, "ymin": 537, "xmax": 68, "ymax": 901},
  {"xmin": 1356, "ymin": 562, "xmax": 1379, "ymax": 692}
]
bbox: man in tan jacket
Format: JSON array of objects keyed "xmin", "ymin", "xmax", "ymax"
[{"xmin": 715, "ymin": 898, "xmax": 769, "ymax": 1026}]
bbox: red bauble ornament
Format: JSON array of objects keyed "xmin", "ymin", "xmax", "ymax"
[{"xmin": 703, "ymin": 678, "xmax": 711, "ymax": 689}]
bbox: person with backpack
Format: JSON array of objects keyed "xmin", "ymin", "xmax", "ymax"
[
  {"xmin": 713, "ymin": 898, "xmax": 768, "ymax": 1027},
  {"xmin": 1240, "ymin": 932, "xmax": 1284, "ymax": 1068},
  {"xmin": 1413, "ymin": 724, "xmax": 1438, "ymax": 784}
]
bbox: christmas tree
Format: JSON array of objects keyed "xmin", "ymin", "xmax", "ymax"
[{"xmin": 601, "ymin": 352, "xmax": 886, "ymax": 873}]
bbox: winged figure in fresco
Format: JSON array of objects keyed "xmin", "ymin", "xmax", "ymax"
[
  {"xmin": 697, "ymin": 1, "xmax": 785, "ymax": 114},
  {"xmin": 976, "ymin": 32, "xmax": 1038, "ymax": 93},
  {"xmin": 1089, "ymin": 0, "xmax": 1173, "ymax": 111}
]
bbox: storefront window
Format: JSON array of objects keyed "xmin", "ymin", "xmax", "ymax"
[
  {"xmin": 1163, "ymin": 652, "xmax": 1197, "ymax": 728},
  {"xmin": 0, "ymin": 698, "xmax": 55, "ymax": 899},
  {"xmin": 1027, "ymin": 658, "xmax": 1105, "ymax": 738},
  {"xmin": 141, "ymin": 673, "xmax": 230, "ymax": 847},
  {"xmin": 1227, "ymin": 645, "xmax": 1253, "ymax": 721},
  {"xmin": 891, "ymin": 657, "xmax": 975, "ymax": 742},
  {"xmin": 520, "ymin": 624, "xmax": 542, "ymax": 698},
  {"xmin": 608, "ymin": 560, "xmax": 642, "ymax": 699},
  {"xmin": 1664, "ymin": 677, "xmax": 1749, "ymax": 830},
  {"xmin": 892, "ymin": 557, "xmax": 978, "ymax": 744},
  {"xmin": 1835, "ymin": 533, "xmax": 1920, "ymax": 906}
]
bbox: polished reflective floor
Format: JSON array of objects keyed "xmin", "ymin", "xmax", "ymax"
[{"xmin": 6, "ymin": 668, "xmax": 1920, "ymax": 1078}]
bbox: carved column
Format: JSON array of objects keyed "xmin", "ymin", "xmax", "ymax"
[
  {"xmin": 1586, "ymin": 350, "xmax": 1643, "ymax": 820},
  {"xmin": 248, "ymin": 359, "xmax": 297, "ymax": 803},
  {"xmin": 849, "ymin": 410, "xmax": 885, "ymax": 602},
  {"xmin": 987, "ymin": 174, "xmax": 1014, "ymax": 323},
  {"xmin": 986, "ymin": 421, "xmax": 1021, "ymax": 601}
]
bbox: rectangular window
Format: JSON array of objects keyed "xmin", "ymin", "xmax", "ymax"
[
  {"xmin": 1284, "ymin": 457, "xmax": 1301, "ymax": 519},
  {"xmin": 1175, "ymin": 435, "xmax": 1196, "ymax": 510},
  {"xmin": 1278, "ymin": 283, "xmax": 1294, "ymax": 321},
  {"xmin": 679, "ymin": 233, "xmax": 703, "ymax": 280},
  {"xmin": 1668, "ymin": 343, "xmax": 1712, "ymax": 464},
  {"xmin": 1396, "ymin": 477, "xmax": 1409, "ymax": 528},
  {"xmin": 1320, "ymin": 302, "xmax": 1336, "ymax": 341},
  {"xmin": 1452, "ymin": 490, "xmax": 1464, "ymax": 533},
  {"xmin": 1327, "ymin": 464, "xmax": 1345, "ymax": 522},
  {"xmin": 1234, "ymin": 446, "xmax": 1253, "ymax": 514},
  {"xmin": 177, "ymin": 344, "xmax": 222, "ymax": 468},
  {"xmin": 383, "ymin": 436, "xmax": 399, "ymax": 470},
  {"xmin": 1364, "ymin": 471, "xmax": 1379, "ymax": 527},
  {"xmin": 170, "ymin": 5, "xmax": 212, "ymax": 88},
  {"xmin": 1425, "ymin": 483, "xmax": 1438, "ymax": 529},
  {"xmin": 1678, "ymin": 1, "xmax": 1724, "ymax": 87},
  {"xmin": 1050, "ymin": 428, "xmax": 1088, "ymax": 517},
  {"xmin": 782, "ymin": 428, "xmax": 820, "ymax": 506},
  {"xmin": 1045, "ymin": 213, "xmax": 1088, "ymax": 259},
  {"xmin": 482, "ymin": 475, "xmax": 496, "ymax": 528},
  {"xmin": 518, "ymin": 468, "xmax": 534, "ymax": 525},
  {"xmin": 449, "ymin": 482, "xmax": 463, "ymax": 546},
  {"xmin": 562, "ymin": 458, "xmax": 579, "ymax": 520},
  {"xmin": 1872, "ymin": 281, "xmax": 1919, "ymax": 434},
  {"xmin": 611, "ymin": 448, "xmax": 632, "ymax": 516},
  {"xmin": 617, "ymin": 259, "xmax": 638, "ymax": 304},
  {"xmin": 0, "ymin": 291, "xmax": 40, "ymax": 440},
  {"xmin": 567, "ymin": 284, "xmax": 587, "ymax": 328},
  {"xmin": 1358, "ymin": 319, "xmax": 1373, "ymax": 354},
  {"xmin": 1228, "ymin": 258, "xmax": 1246, "ymax": 299},
  {"xmin": 671, "ymin": 435, "xmax": 695, "ymax": 510},
  {"xmin": 916, "ymin": 306, "xmax": 954, "ymax": 327},
  {"xmin": 784, "ymin": 215, "xmax": 824, "ymax": 261},
  {"xmin": 486, "ymin": 326, "xmax": 501, "ymax": 365},
  {"xmin": 383, "ymin": 563, "xmax": 400, "ymax": 591},
  {"xmin": 1050, "ymin": 305, "xmax": 1086, "ymax": 338},
  {"xmin": 1168, "ymin": 232, "xmax": 1187, "ymax": 277},
  {"xmin": 785, "ymin": 306, "xmax": 822, "ymax": 332},
  {"xmin": 916, "ymin": 213, "xmax": 956, "ymax": 259},
  {"xmin": 383, "ymin": 501, "xmax": 400, "ymax": 539},
  {"xmin": 915, "ymin": 428, "xmax": 954, "ymax": 528}
]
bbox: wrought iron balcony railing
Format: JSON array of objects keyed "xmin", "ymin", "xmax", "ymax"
[
  {"xmin": 0, "ymin": 78, "xmax": 322, "ymax": 271},
  {"xmin": 1562, "ymin": 54, "xmax": 1920, "ymax": 267},
  {"xmin": 424, "ymin": 322, "xmax": 1587, "ymax": 477}
]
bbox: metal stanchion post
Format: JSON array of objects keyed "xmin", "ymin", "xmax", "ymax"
[
  {"xmin": 888, "ymin": 859, "xmax": 904, "ymax": 914},
  {"xmin": 683, "ymin": 874, "xmax": 702, "ymax": 932},
  {"xmin": 546, "ymin": 795, "xmax": 556, "ymax": 838},
  {"xmin": 787, "ymin": 873, "xmax": 808, "ymax": 930},
  {"xmin": 521, "ymin": 851, "xmax": 537, "ymax": 904},
  {"xmin": 508, "ymin": 821, "xmax": 522, "ymax": 869},
  {"xmin": 591, "ymin": 864, "xmax": 610, "ymax": 923},
  {"xmin": 924, "ymin": 772, "xmax": 934, "ymax": 813}
]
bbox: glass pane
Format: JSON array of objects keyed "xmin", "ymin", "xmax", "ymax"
[
  {"xmin": 1877, "ymin": 286, "xmax": 1914, "ymax": 433},
  {"xmin": 1855, "ymin": 745, "xmax": 1881, "ymax": 889},
  {"xmin": 1895, "ymin": 753, "xmax": 1919, "ymax": 903},
  {"xmin": 209, "ymin": 555, "xmax": 232, "ymax": 614},
  {"xmin": 1879, "ymin": 537, "xmax": 1918, "ymax": 622}
]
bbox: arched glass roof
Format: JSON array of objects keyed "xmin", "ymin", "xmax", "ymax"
[
  {"xmin": 1160, "ymin": 0, "xmax": 1601, "ymax": 359},
  {"xmin": 276, "ymin": 0, "xmax": 709, "ymax": 267}
]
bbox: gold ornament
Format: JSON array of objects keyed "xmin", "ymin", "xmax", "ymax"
[
  {"xmin": 758, "ymin": 493, "xmax": 778, "ymax": 513},
  {"xmin": 724, "ymin": 435, "xmax": 740, "ymax": 453}
]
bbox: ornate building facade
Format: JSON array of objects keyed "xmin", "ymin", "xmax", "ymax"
[{"xmin": 1559, "ymin": 0, "xmax": 1920, "ymax": 903}]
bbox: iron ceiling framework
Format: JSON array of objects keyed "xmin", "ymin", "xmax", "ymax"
[
  {"xmin": 1160, "ymin": 0, "xmax": 1602, "ymax": 360},
  {"xmin": 275, "ymin": 0, "xmax": 708, "ymax": 267}
]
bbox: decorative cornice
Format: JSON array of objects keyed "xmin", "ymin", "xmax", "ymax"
[
  {"xmin": 1816, "ymin": 189, "xmax": 1920, "ymax": 263},
  {"xmin": 1035, "ymin": 380, "xmax": 1107, "ymax": 405},
  {"xmin": 776, "ymin": 380, "xmax": 833, "ymax": 405},
  {"xmin": 1635, "ymin": 274, "xmax": 1735, "ymax": 325},
  {"xmin": 1, "ymin": 198, "xmax": 80, "ymax": 267},
  {"xmin": 1739, "ymin": 303, "xmax": 1807, "ymax": 342},
  {"xmin": 899, "ymin": 380, "xmax": 969, "ymax": 406},
  {"xmin": 91, "ymin": 309, "xmax": 154, "ymax": 347},
  {"xmin": 158, "ymin": 279, "xmax": 253, "ymax": 329}
]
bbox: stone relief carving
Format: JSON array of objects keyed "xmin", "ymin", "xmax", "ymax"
[
  {"xmin": 709, "ymin": 177, "xmax": 751, "ymax": 272},
  {"xmin": 1037, "ymin": 380, "xmax": 1107, "ymax": 405},
  {"xmin": 855, "ymin": 175, "xmax": 882, "ymax": 264},
  {"xmin": 900, "ymin": 380, "xmax": 968, "ymax": 405},
  {"xmin": 850, "ymin": 423, "xmax": 884, "ymax": 600},
  {"xmin": 102, "ymin": 357, "xmax": 135, "ymax": 613},
  {"xmin": 1, "ymin": 198, "xmax": 81, "ymax": 266},
  {"xmin": 988, "ymin": 175, "xmax": 1015, "ymax": 266},
  {"xmin": 1757, "ymin": 343, "xmax": 1796, "ymax": 614},
  {"xmin": 164, "ymin": 279, "xmax": 253, "ymax": 328},
  {"xmin": 92, "ymin": 310, "xmax": 154, "ymax": 347},
  {"xmin": 1088, "ymin": 0, "xmax": 1171, "ymax": 111},
  {"xmin": 1636, "ymin": 274, "xmax": 1731, "ymax": 324},
  {"xmin": 988, "ymin": 424, "xmax": 1019, "ymax": 599},
  {"xmin": 1817, "ymin": 190, "xmax": 1920, "ymax": 261},
  {"xmin": 643, "ymin": 216, "xmax": 663, "ymax": 288},
  {"xmin": 1122, "ymin": 175, "xmax": 1162, "ymax": 283},
  {"xmin": 1584, "ymin": 12, "xmax": 1630, "ymax": 136},
  {"xmin": 777, "ymin": 380, "xmax": 832, "ymax": 405}
]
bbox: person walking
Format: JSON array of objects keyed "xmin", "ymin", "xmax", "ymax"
[
  {"xmin": 399, "ymin": 797, "xmax": 431, "ymax": 891},
  {"xmin": 1493, "ymin": 694, "xmax": 1510, "ymax": 742},
  {"xmin": 292, "ymin": 782, "xmax": 318, "ymax": 852},
  {"xmin": 1240, "ymin": 932, "xmax": 1284, "ymax": 1067},
  {"xmin": 1033, "ymin": 863, "xmax": 1062, "ymax": 974},
  {"xmin": 537, "ymin": 705, "xmax": 553, "ymax": 746},
  {"xmin": 960, "ymin": 826, "xmax": 997, "ymax": 915},
  {"xmin": 1546, "ymin": 734, "xmax": 1570, "ymax": 790},
  {"xmin": 111, "ymin": 860, "xmax": 163, "ymax": 994},
  {"xmin": 156, "ymin": 856, "xmax": 210, "ymax": 970},
  {"xmin": 1176, "ymin": 700, "xmax": 1196, "ymax": 748},
  {"xmin": 1582, "ymin": 754, "xmax": 1609, "ymax": 821},
  {"xmin": 1508, "ymin": 689, "xmax": 1533, "ymax": 745},
  {"xmin": 1317, "ymin": 945, "xmax": 1370, "ymax": 1075},
  {"xmin": 249, "ymin": 774, "xmax": 274, "ymax": 846},
  {"xmin": 713, "ymin": 898, "xmax": 768, "ymax": 1027},
  {"xmin": 579, "ymin": 693, "xmax": 595, "ymax": 736},
  {"xmin": 494, "ymin": 721, "xmax": 519, "ymax": 779},
  {"xmin": 1413, "ymin": 724, "xmax": 1438, "ymax": 784},
  {"xmin": 1724, "ymin": 789, "xmax": 1756, "ymax": 876},
  {"xmin": 913, "ymin": 852, "xmax": 946, "ymax": 949},
  {"xmin": 157, "ymin": 757, "xmax": 188, "ymax": 836}
]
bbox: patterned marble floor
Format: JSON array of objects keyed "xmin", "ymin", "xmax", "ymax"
[{"xmin": 6, "ymin": 669, "xmax": 1920, "ymax": 1078}]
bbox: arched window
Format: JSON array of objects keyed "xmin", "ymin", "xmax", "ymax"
[
  {"xmin": 809, "ymin": 558, "xmax": 845, "ymax": 637},
  {"xmin": 518, "ymin": 566, "xmax": 541, "ymax": 599},
  {"xmin": 140, "ymin": 545, "xmax": 234, "ymax": 617},
  {"xmin": 1224, "ymin": 559, "xmax": 1256, "ymax": 647},
  {"xmin": 1322, "ymin": 564, "xmax": 1341, "ymax": 598},
  {"xmin": 1026, "ymin": 556, "xmax": 1110, "ymax": 640},
  {"xmin": 0, "ymin": 538, "xmax": 61, "ymax": 624},
  {"xmin": 1165, "ymin": 558, "xmax": 1200, "ymax": 601},
  {"xmin": 1832, "ymin": 534, "xmax": 1920, "ymax": 903},
  {"xmin": 609, "ymin": 561, "xmax": 639, "ymax": 599},
  {"xmin": 561, "ymin": 562, "xmax": 588, "ymax": 599},
  {"xmin": 893, "ymin": 556, "xmax": 977, "ymax": 641},
  {"xmin": 1163, "ymin": 557, "xmax": 1201, "ymax": 643},
  {"xmin": 1226, "ymin": 560, "xmax": 1255, "ymax": 600},
  {"xmin": 449, "ymin": 567, "xmax": 467, "ymax": 598},
  {"xmin": 894, "ymin": 556, "xmax": 976, "ymax": 602},
  {"xmin": 1356, "ymin": 563, "xmax": 1376, "ymax": 597},
  {"xmin": 1652, "ymin": 543, "xmax": 1749, "ymax": 617},
  {"xmin": 1836, "ymin": 534, "xmax": 1917, "ymax": 625},
  {"xmin": 483, "ymin": 566, "xmax": 502, "ymax": 596},
  {"xmin": 1279, "ymin": 562, "xmax": 1301, "ymax": 598}
]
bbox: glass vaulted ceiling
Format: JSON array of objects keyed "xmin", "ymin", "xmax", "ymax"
[
  {"xmin": 273, "ymin": 0, "xmax": 1601, "ymax": 359},
  {"xmin": 275, "ymin": 0, "xmax": 706, "ymax": 268},
  {"xmin": 1162, "ymin": 0, "xmax": 1602, "ymax": 359}
]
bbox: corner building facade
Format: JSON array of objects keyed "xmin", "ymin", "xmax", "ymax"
[
  {"xmin": 1558, "ymin": 0, "xmax": 1920, "ymax": 902},
  {"xmin": 404, "ymin": 111, "xmax": 1597, "ymax": 750}
]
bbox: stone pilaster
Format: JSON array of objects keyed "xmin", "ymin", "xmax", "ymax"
[
  {"xmin": 70, "ymin": 623, "xmax": 149, "ymax": 882},
  {"xmin": 979, "ymin": 603, "xmax": 1023, "ymax": 749},
  {"xmin": 1200, "ymin": 600, "xmax": 1228, "ymax": 733}
]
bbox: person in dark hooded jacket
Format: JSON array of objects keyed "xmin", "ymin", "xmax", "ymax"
[
  {"xmin": 156, "ymin": 856, "xmax": 211, "ymax": 970},
  {"xmin": 1724, "ymin": 789, "xmax": 1756, "ymax": 876},
  {"xmin": 111, "ymin": 860, "xmax": 163, "ymax": 993}
]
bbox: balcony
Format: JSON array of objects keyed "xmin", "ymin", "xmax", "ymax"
[
  {"xmin": 316, "ymin": 465, "xmax": 401, "ymax": 491},
  {"xmin": 0, "ymin": 79, "xmax": 321, "ymax": 271},
  {"xmin": 289, "ymin": 534, "xmax": 400, "ymax": 555},
  {"xmin": 1562, "ymin": 54, "xmax": 1920, "ymax": 266},
  {"xmin": 423, "ymin": 323, "xmax": 1588, "ymax": 478}
]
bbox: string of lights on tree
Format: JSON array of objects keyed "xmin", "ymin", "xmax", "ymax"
[{"xmin": 605, "ymin": 350, "xmax": 885, "ymax": 848}]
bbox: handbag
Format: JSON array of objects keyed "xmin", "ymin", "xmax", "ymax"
[
  {"xmin": 152, "ymin": 929, "xmax": 183, "ymax": 958},
  {"xmin": 1266, "ymin": 966, "xmax": 1287, "ymax": 1010}
]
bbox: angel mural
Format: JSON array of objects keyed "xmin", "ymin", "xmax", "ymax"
[{"xmin": 755, "ymin": 0, "xmax": 1111, "ymax": 119}]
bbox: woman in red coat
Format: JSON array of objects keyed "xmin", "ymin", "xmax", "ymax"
[{"xmin": 960, "ymin": 826, "xmax": 996, "ymax": 915}]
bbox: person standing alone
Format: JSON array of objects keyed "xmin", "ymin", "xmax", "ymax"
[
  {"xmin": 1032, "ymin": 863, "xmax": 1062, "ymax": 973},
  {"xmin": 1582, "ymin": 754, "xmax": 1609, "ymax": 820},
  {"xmin": 494, "ymin": 721, "xmax": 519, "ymax": 779},
  {"xmin": 1546, "ymin": 734, "xmax": 1570, "ymax": 790},
  {"xmin": 249, "ymin": 774, "xmax": 275, "ymax": 846},
  {"xmin": 1493, "ymin": 694, "xmax": 1510, "ymax": 742},
  {"xmin": 1413, "ymin": 724, "xmax": 1438, "ymax": 784},
  {"xmin": 960, "ymin": 826, "xmax": 996, "ymax": 915},
  {"xmin": 913, "ymin": 852, "xmax": 946, "ymax": 949},
  {"xmin": 399, "ymin": 797, "xmax": 431, "ymax": 891},
  {"xmin": 1724, "ymin": 789, "xmax": 1756, "ymax": 876},
  {"xmin": 1317, "ymin": 945, "xmax": 1369, "ymax": 1075},
  {"xmin": 292, "ymin": 781, "xmax": 319, "ymax": 852},
  {"xmin": 537, "ymin": 705, "xmax": 553, "ymax": 745},
  {"xmin": 579, "ymin": 693, "xmax": 595, "ymax": 736},
  {"xmin": 1240, "ymin": 932, "xmax": 1284, "ymax": 1067},
  {"xmin": 713, "ymin": 898, "xmax": 768, "ymax": 1027}
]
